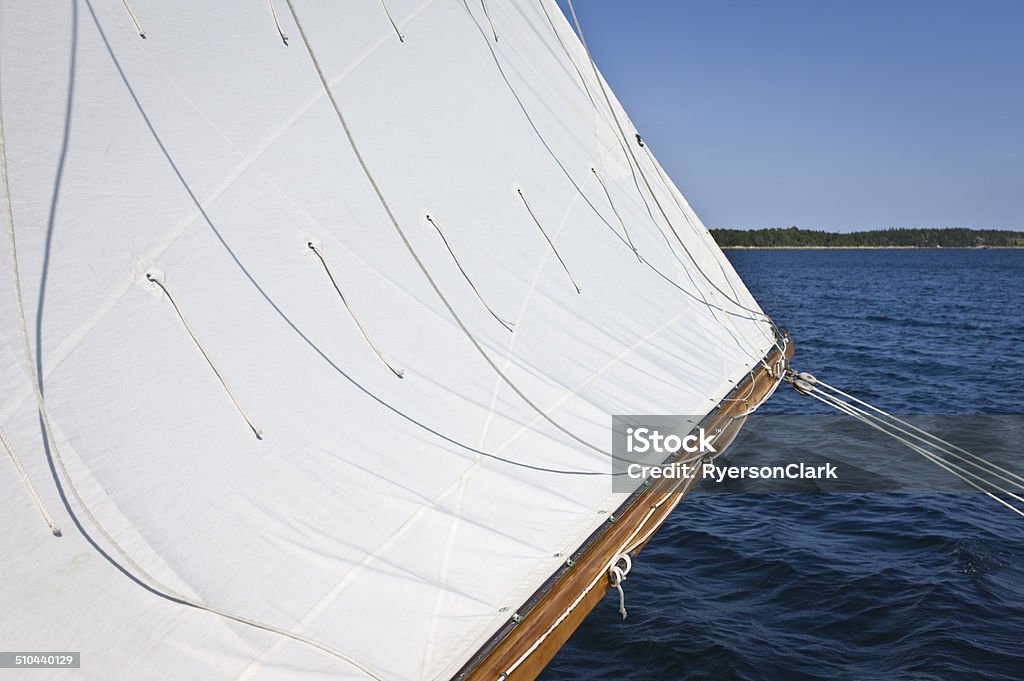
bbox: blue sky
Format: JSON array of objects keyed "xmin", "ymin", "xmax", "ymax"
[{"xmin": 555, "ymin": 1, "xmax": 1023, "ymax": 231}]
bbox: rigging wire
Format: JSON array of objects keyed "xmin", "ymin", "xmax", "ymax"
[
  {"xmin": 563, "ymin": 0, "xmax": 784, "ymax": 354},
  {"xmin": 425, "ymin": 214, "xmax": 515, "ymax": 332},
  {"xmin": 789, "ymin": 371, "xmax": 1024, "ymax": 518},
  {"xmin": 306, "ymin": 242, "xmax": 405, "ymax": 379}
]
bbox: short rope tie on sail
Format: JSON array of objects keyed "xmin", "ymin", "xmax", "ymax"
[
  {"xmin": 0, "ymin": 427, "xmax": 62, "ymax": 536},
  {"xmin": 379, "ymin": 0, "xmax": 405, "ymax": 43},
  {"xmin": 268, "ymin": 0, "xmax": 289, "ymax": 45},
  {"xmin": 425, "ymin": 214, "xmax": 514, "ymax": 333},
  {"xmin": 591, "ymin": 167, "xmax": 642, "ymax": 262},
  {"xmin": 480, "ymin": 0, "xmax": 499, "ymax": 42},
  {"xmin": 146, "ymin": 273, "xmax": 263, "ymax": 439},
  {"xmin": 306, "ymin": 242, "xmax": 404, "ymax": 379},
  {"xmin": 120, "ymin": 0, "xmax": 146, "ymax": 38},
  {"xmin": 608, "ymin": 553, "xmax": 632, "ymax": 620},
  {"xmin": 785, "ymin": 369, "xmax": 1024, "ymax": 518},
  {"xmin": 516, "ymin": 188, "xmax": 582, "ymax": 294}
]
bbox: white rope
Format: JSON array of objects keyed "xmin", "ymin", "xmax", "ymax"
[
  {"xmin": 306, "ymin": 242, "xmax": 404, "ymax": 379},
  {"xmin": 379, "ymin": 0, "xmax": 405, "ymax": 43},
  {"xmin": 608, "ymin": 553, "xmax": 632, "ymax": 619},
  {"xmin": 282, "ymin": 0, "xmax": 630, "ymax": 461},
  {"xmin": 564, "ymin": 0, "xmax": 783, "ymax": 353},
  {"xmin": 516, "ymin": 188, "xmax": 582, "ymax": 295},
  {"xmin": 1, "ymin": 77, "xmax": 388, "ymax": 679},
  {"xmin": 0, "ymin": 95, "xmax": 63, "ymax": 538},
  {"xmin": 146, "ymin": 274, "xmax": 263, "ymax": 439},
  {"xmin": 591, "ymin": 168, "xmax": 642, "ymax": 262},
  {"xmin": 268, "ymin": 0, "xmax": 289, "ymax": 45},
  {"xmin": 425, "ymin": 215, "xmax": 514, "ymax": 332},
  {"xmin": 120, "ymin": 0, "xmax": 146, "ymax": 38},
  {"xmin": 0, "ymin": 425, "xmax": 61, "ymax": 536},
  {"xmin": 480, "ymin": 0, "xmax": 499, "ymax": 42}
]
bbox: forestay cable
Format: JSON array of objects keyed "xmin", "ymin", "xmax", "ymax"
[
  {"xmin": 788, "ymin": 371, "xmax": 1024, "ymax": 518},
  {"xmin": 146, "ymin": 273, "xmax": 264, "ymax": 439},
  {"xmin": 425, "ymin": 214, "xmax": 515, "ymax": 332},
  {"xmin": 517, "ymin": 188, "xmax": 582, "ymax": 294},
  {"xmin": 307, "ymin": 242, "xmax": 404, "ymax": 379}
]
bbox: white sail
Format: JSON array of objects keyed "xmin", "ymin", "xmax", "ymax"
[{"xmin": 0, "ymin": 1, "xmax": 777, "ymax": 679}]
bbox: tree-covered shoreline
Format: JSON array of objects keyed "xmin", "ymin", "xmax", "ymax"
[{"xmin": 710, "ymin": 227, "xmax": 1024, "ymax": 248}]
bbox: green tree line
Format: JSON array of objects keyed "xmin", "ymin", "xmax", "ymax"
[{"xmin": 710, "ymin": 227, "xmax": 1024, "ymax": 248}]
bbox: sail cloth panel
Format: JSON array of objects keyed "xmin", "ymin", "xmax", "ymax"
[{"xmin": 0, "ymin": 1, "xmax": 773, "ymax": 679}]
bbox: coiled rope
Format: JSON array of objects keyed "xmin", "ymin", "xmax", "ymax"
[
  {"xmin": 306, "ymin": 242, "xmax": 404, "ymax": 379},
  {"xmin": 425, "ymin": 214, "xmax": 515, "ymax": 333},
  {"xmin": 517, "ymin": 188, "xmax": 582, "ymax": 294},
  {"xmin": 119, "ymin": 0, "xmax": 146, "ymax": 38},
  {"xmin": 788, "ymin": 371, "xmax": 1024, "ymax": 518},
  {"xmin": 146, "ymin": 273, "xmax": 264, "ymax": 439},
  {"xmin": 608, "ymin": 552, "xmax": 632, "ymax": 620}
]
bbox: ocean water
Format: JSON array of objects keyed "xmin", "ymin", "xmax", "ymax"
[{"xmin": 541, "ymin": 249, "xmax": 1024, "ymax": 680}]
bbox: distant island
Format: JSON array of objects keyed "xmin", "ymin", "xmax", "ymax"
[{"xmin": 710, "ymin": 227, "xmax": 1024, "ymax": 249}]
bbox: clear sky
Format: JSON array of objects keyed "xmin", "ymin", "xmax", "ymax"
[{"xmin": 554, "ymin": 0, "xmax": 1023, "ymax": 231}]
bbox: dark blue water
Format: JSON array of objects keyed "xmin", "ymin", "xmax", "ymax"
[{"xmin": 542, "ymin": 249, "xmax": 1024, "ymax": 680}]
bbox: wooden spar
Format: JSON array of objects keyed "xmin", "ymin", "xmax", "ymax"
[{"xmin": 457, "ymin": 335, "xmax": 794, "ymax": 681}]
